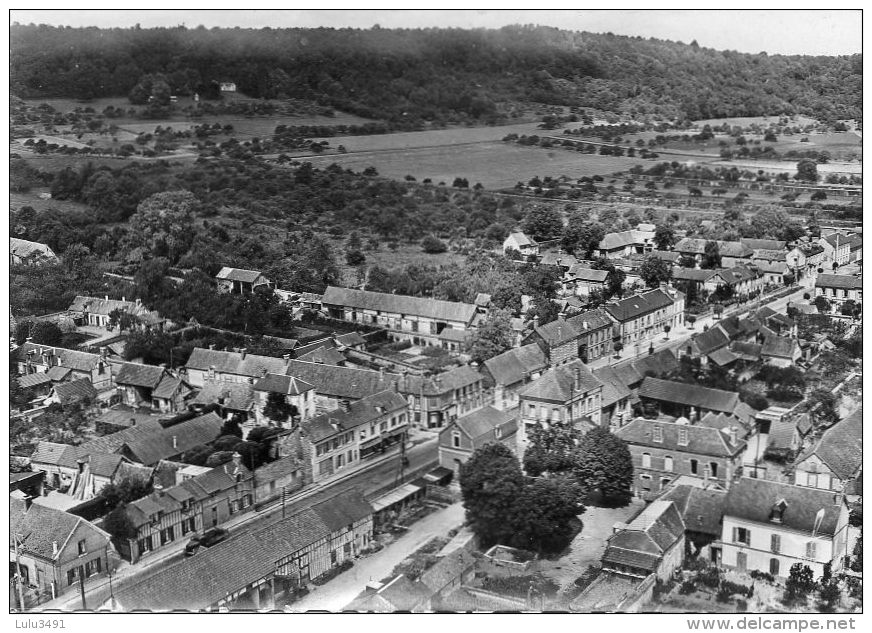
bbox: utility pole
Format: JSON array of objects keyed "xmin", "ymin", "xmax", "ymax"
[
  {"xmin": 13, "ymin": 533, "xmax": 27, "ymax": 612},
  {"xmin": 78, "ymin": 567, "xmax": 87, "ymax": 611}
]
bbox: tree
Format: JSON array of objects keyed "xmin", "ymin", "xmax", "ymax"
[
  {"xmin": 466, "ymin": 308, "xmax": 514, "ymax": 364},
  {"xmin": 562, "ymin": 217, "xmax": 605, "ymax": 258},
  {"xmin": 811, "ymin": 190, "xmax": 827, "ymax": 201},
  {"xmin": 459, "ymin": 443, "xmax": 526, "ymax": 547},
  {"xmin": 639, "ymin": 255, "xmax": 672, "ymax": 288},
  {"xmin": 796, "ymin": 159, "xmax": 819, "ymax": 183},
  {"xmin": 128, "ymin": 190, "xmax": 198, "ymax": 263},
  {"xmin": 840, "ymin": 300, "xmax": 860, "ymax": 319},
  {"xmin": 807, "ymin": 389, "xmax": 839, "ymax": 428},
  {"xmin": 98, "ymin": 476, "xmax": 153, "ymax": 511},
  {"xmin": 783, "ymin": 563, "xmax": 816, "ymax": 605},
  {"xmin": 653, "ymin": 225, "xmax": 676, "ymax": 251},
  {"xmin": 573, "ymin": 427, "xmax": 633, "ymax": 505},
  {"xmin": 219, "ymin": 417, "xmax": 243, "ymax": 438},
  {"xmin": 421, "ymin": 235, "xmax": 447, "ymax": 254},
  {"xmin": 103, "ymin": 503, "xmax": 138, "ymax": 542},
  {"xmin": 262, "ymin": 392, "xmax": 297, "ymax": 424},
  {"xmin": 522, "ymin": 206, "xmax": 563, "ymax": 242},
  {"xmin": 345, "ymin": 249, "xmax": 366, "ymax": 266},
  {"xmin": 701, "ymin": 240, "xmax": 721, "ymax": 269},
  {"xmin": 523, "ymin": 420, "xmax": 582, "ymax": 477},
  {"xmin": 813, "ymin": 295, "xmax": 831, "ymax": 313},
  {"xmin": 510, "ymin": 477, "xmax": 584, "ymax": 555},
  {"xmin": 24, "ymin": 321, "xmax": 63, "ymax": 346}
]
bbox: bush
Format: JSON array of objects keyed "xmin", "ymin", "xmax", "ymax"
[
  {"xmin": 696, "ymin": 566, "xmax": 722, "ymax": 589},
  {"xmin": 721, "ymin": 580, "xmax": 751, "ymax": 597},
  {"xmin": 750, "ymin": 570, "xmax": 776, "ymax": 583},
  {"xmin": 311, "ymin": 559, "xmax": 353, "ymax": 585},
  {"xmin": 716, "ymin": 587, "xmax": 733, "ymax": 603},
  {"xmin": 421, "ymin": 235, "xmax": 447, "ymax": 253},
  {"xmin": 679, "ymin": 579, "xmax": 697, "ymax": 595}
]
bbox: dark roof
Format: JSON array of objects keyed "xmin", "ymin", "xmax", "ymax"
[
  {"xmin": 632, "ymin": 348, "xmax": 680, "ymax": 379},
  {"xmin": 761, "ymin": 336, "xmax": 799, "ymax": 359},
  {"xmin": 638, "ymin": 377, "xmax": 739, "ymax": 413},
  {"xmin": 30, "ymin": 441, "xmax": 80, "ymax": 468},
  {"xmin": 450, "ymin": 406, "xmax": 518, "ymax": 444},
  {"xmin": 401, "ymin": 365, "xmax": 483, "ymax": 397},
  {"xmin": 815, "ymin": 274, "xmax": 862, "ymax": 290},
  {"xmin": 566, "ymin": 266, "xmax": 609, "ymax": 282},
  {"xmin": 692, "ymin": 327, "xmax": 730, "ymax": 355},
  {"xmin": 752, "ymin": 249, "xmax": 788, "ymax": 262},
  {"xmin": 707, "ymin": 347, "xmax": 739, "ymax": 367},
  {"xmin": 18, "ymin": 372, "xmax": 54, "ymax": 389},
  {"xmin": 724, "ymin": 479, "xmax": 845, "ymax": 537},
  {"xmin": 185, "ymin": 348, "xmax": 290, "ymax": 378},
  {"xmin": 303, "ymin": 390, "xmax": 407, "ymax": 444},
  {"xmin": 322, "ymin": 286, "xmax": 477, "ymax": 324},
  {"xmin": 565, "ymin": 307, "xmax": 614, "ymax": 333},
  {"xmin": 659, "ymin": 485, "xmax": 727, "ymax": 536},
  {"xmin": 252, "ymin": 507, "xmax": 331, "ymax": 562},
  {"xmin": 310, "ymin": 489, "xmax": 373, "ymax": 531},
  {"xmin": 672, "ymin": 268, "xmax": 717, "ymax": 283},
  {"xmin": 295, "ymin": 346, "xmax": 346, "ymax": 365},
  {"xmin": 287, "ymin": 360, "xmax": 398, "ymax": 400},
  {"xmin": 10, "ymin": 498, "xmax": 108, "ymax": 561},
  {"xmin": 518, "ymin": 359, "xmax": 603, "ymax": 402},
  {"xmin": 729, "ymin": 341, "xmax": 763, "ymax": 361},
  {"xmin": 17, "ymin": 342, "xmax": 103, "ymax": 373},
  {"xmin": 742, "ymin": 239, "xmax": 786, "ymax": 251},
  {"xmin": 114, "ymin": 363, "xmax": 166, "ymax": 389},
  {"xmin": 796, "ymin": 408, "xmax": 862, "ymax": 480},
  {"xmin": 215, "ymin": 267, "xmax": 265, "ymax": 283},
  {"xmin": 534, "ymin": 318, "xmax": 579, "ymax": 347},
  {"xmin": 190, "ymin": 380, "xmax": 255, "ymax": 411},
  {"xmin": 604, "ymin": 289, "xmax": 675, "ymax": 323},
  {"xmin": 112, "ymin": 532, "xmax": 272, "ymax": 611},
  {"xmin": 85, "ymin": 453, "xmax": 126, "ymax": 478},
  {"xmin": 483, "ymin": 344, "xmax": 547, "ymax": 386},
  {"xmin": 253, "ymin": 373, "xmax": 315, "ymax": 395},
  {"xmin": 593, "ymin": 365, "xmax": 632, "ymax": 408},
  {"xmin": 615, "ymin": 417, "xmax": 744, "ymax": 458},
  {"xmin": 122, "ymin": 412, "xmax": 224, "ymax": 465},
  {"xmin": 613, "ymin": 362, "xmax": 644, "ymax": 388},
  {"xmin": 602, "ymin": 500, "xmax": 684, "ymax": 572},
  {"xmin": 717, "ymin": 267, "xmax": 759, "ymax": 285}
]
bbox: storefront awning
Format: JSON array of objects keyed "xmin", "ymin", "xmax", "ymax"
[{"xmin": 371, "ymin": 483, "xmax": 422, "ymax": 513}]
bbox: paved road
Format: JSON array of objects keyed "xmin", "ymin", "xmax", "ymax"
[{"xmin": 33, "ymin": 434, "xmax": 439, "ymax": 612}]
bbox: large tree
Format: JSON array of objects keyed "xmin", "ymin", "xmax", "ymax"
[
  {"xmin": 522, "ymin": 206, "xmax": 564, "ymax": 242},
  {"xmin": 262, "ymin": 392, "xmax": 298, "ymax": 424},
  {"xmin": 127, "ymin": 190, "xmax": 198, "ymax": 263},
  {"xmin": 465, "ymin": 308, "xmax": 515, "ymax": 364},
  {"xmin": 573, "ymin": 427, "xmax": 633, "ymax": 505},
  {"xmin": 459, "ymin": 443, "xmax": 526, "ymax": 547},
  {"xmin": 795, "ymin": 159, "xmax": 819, "ymax": 183},
  {"xmin": 639, "ymin": 255, "xmax": 672, "ymax": 288},
  {"xmin": 562, "ymin": 219, "xmax": 605, "ymax": 258},
  {"xmin": 510, "ymin": 477, "xmax": 585, "ymax": 555},
  {"xmin": 701, "ymin": 240, "xmax": 722, "ymax": 269},
  {"xmin": 653, "ymin": 224, "xmax": 676, "ymax": 251},
  {"xmin": 523, "ymin": 419, "xmax": 582, "ymax": 477}
]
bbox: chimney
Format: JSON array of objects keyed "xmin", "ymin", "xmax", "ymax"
[
  {"xmin": 122, "ymin": 296, "xmax": 126, "ymax": 303},
  {"xmin": 339, "ymin": 399, "xmax": 351, "ymax": 413},
  {"xmin": 136, "ymin": 298, "xmax": 142, "ymax": 307},
  {"xmin": 105, "ymin": 295, "xmax": 109, "ymax": 301},
  {"xmin": 583, "ymin": 321, "xmax": 589, "ymax": 330},
  {"xmin": 130, "ymin": 417, "xmax": 137, "ymax": 427},
  {"xmin": 209, "ymin": 365, "xmax": 216, "ymax": 379},
  {"xmin": 232, "ymin": 452, "xmax": 242, "ymax": 468},
  {"xmin": 729, "ymin": 426, "xmax": 738, "ymax": 445},
  {"xmin": 52, "ymin": 541, "xmax": 59, "ymax": 558},
  {"xmin": 329, "ymin": 418, "xmax": 339, "ymax": 431},
  {"xmin": 154, "ymin": 483, "xmax": 164, "ymax": 496},
  {"xmin": 172, "ymin": 435, "xmax": 178, "ymax": 450},
  {"xmin": 392, "ymin": 379, "xmax": 399, "ymax": 393},
  {"xmin": 209, "ymin": 343, "xmax": 216, "ymax": 350},
  {"xmin": 283, "ymin": 354, "xmax": 291, "ymax": 367},
  {"xmin": 238, "ymin": 348, "xmax": 247, "ymax": 360},
  {"xmin": 379, "ymin": 366, "xmax": 386, "ymax": 380}
]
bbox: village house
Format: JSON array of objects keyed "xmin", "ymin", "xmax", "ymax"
[
  {"xmin": 792, "ymin": 408, "xmax": 862, "ymax": 493},
  {"xmin": 720, "ymin": 478, "xmax": 850, "ymax": 579},
  {"xmin": 741, "ymin": 238, "xmax": 787, "ymax": 252},
  {"xmin": 189, "ymin": 379, "xmax": 257, "ymax": 432},
  {"xmin": 10, "ymin": 495, "xmax": 112, "ymax": 602},
  {"xmin": 215, "ymin": 267, "xmax": 273, "ymax": 295},
  {"xmin": 184, "ymin": 347, "xmax": 296, "ymax": 387},
  {"xmin": 516, "ymin": 360, "xmax": 603, "ymax": 458},
  {"xmin": 601, "ymin": 499, "xmax": 685, "ymax": 580},
  {"xmin": 117, "ymin": 411, "xmax": 225, "ymax": 466},
  {"xmin": 399, "ymin": 365, "xmax": 487, "ymax": 428},
  {"xmin": 637, "ymin": 377, "xmax": 753, "ymax": 425},
  {"xmin": 567, "ymin": 308, "xmax": 616, "ymax": 363},
  {"xmin": 502, "ymin": 231, "xmax": 539, "ymax": 258},
  {"xmin": 756, "ymin": 261, "xmax": 790, "ymax": 286},
  {"xmin": 593, "ymin": 365, "xmax": 633, "ymax": 430},
  {"xmin": 673, "ymin": 238, "xmax": 753, "ymax": 267},
  {"xmin": 301, "ymin": 389, "xmax": 408, "ymax": 483},
  {"xmin": 814, "ymin": 273, "xmax": 862, "ymax": 309},
  {"xmin": 785, "ymin": 246, "xmax": 808, "ymax": 273},
  {"xmin": 10, "ymin": 237, "xmax": 58, "ymax": 265},
  {"xmin": 562, "ymin": 265, "xmax": 609, "ymax": 298},
  {"xmin": 16, "ymin": 343, "xmax": 113, "ymax": 390},
  {"xmin": 760, "ymin": 336, "xmax": 802, "ymax": 367},
  {"xmin": 67, "ymin": 295, "xmax": 166, "ymax": 330},
  {"xmin": 482, "ymin": 343, "xmax": 549, "ymax": 411},
  {"xmin": 604, "ymin": 288, "xmax": 685, "ymax": 353},
  {"xmin": 845, "ymin": 234, "xmax": 862, "ymax": 263},
  {"xmin": 539, "ymin": 252, "xmax": 578, "ymax": 271},
  {"xmin": 43, "ymin": 377, "xmax": 98, "ymax": 407},
  {"xmin": 438, "ymin": 406, "xmax": 518, "ymax": 476},
  {"xmin": 615, "ymin": 417, "xmax": 746, "ymax": 499},
  {"xmin": 252, "ymin": 373, "xmax": 317, "ymax": 427},
  {"xmin": 114, "ymin": 362, "xmax": 193, "ymax": 413},
  {"xmin": 596, "ymin": 228, "xmax": 656, "ymax": 259},
  {"xmin": 799, "ymin": 243, "xmax": 826, "ymax": 274},
  {"xmin": 658, "ymin": 483, "xmax": 728, "ymax": 562},
  {"xmin": 321, "ymin": 286, "xmax": 480, "ymax": 347},
  {"xmin": 348, "ymin": 575, "xmax": 433, "ymax": 612},
  {"xmin": 818, "ymin": 234, "xmax": 851, "ymax": 267},
  {"xmin": 119, "ymin": 456, "xmax": 255, "ymax": 563}
]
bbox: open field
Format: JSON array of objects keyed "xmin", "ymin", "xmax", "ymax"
[
  {"xmin": 298, "ymin": 141, "xmax": 646, "ymax": 189},
  {"xmin": 10, "ymin": 189, "xmax": 95, "ymax": 215}
]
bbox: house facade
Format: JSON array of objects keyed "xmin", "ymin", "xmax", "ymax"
[
  {"xmin": 483, "ymin": 344, "xmax": 548, "ymax": 411},
  {"xmin": 720, "ymin": 479, "xmax": 850, "ymax": 579},
  {"xmin": 596, "ymin": 229, "xmax": 655, "ymax": 260},
  {"xmin": 252, "ymin": 373, "xmax": 317, "ymax": 427},
  {"xmin": 503, "ymin": 232, "xmax": 539, "ymax": 258},
  {"xmin": 438, "ymin": 406, "xmax": 518, "ymax": 476},
  {"xmin": 114, "ymin": 362, "xmax": 192, "ymax": 413},
  {"xmin": 604, "ymin": 288, "xmax": 684, "ymax": 352},
  {"xmin": 792, "ymin": 408, "xmax": 861, "ymax": 493},
  {"xmin": 399, "ymin": 365, "xmax": 487, "ymax": 429},
  {"xmin": 601, "ymin": 500, "xmax": 685, "ymax": 581},
  {"xmin": 814, "ymin": 274, "xmax": 862, "ymax": 309},
  {"xmin": 215, "ymin": 267, "xmax": 272, "ymax": 295},
  {"xmin": 16, "ymin": 343, "xmax": 113, "ymax": 390}
]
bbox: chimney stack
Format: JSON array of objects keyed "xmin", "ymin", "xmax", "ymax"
[
  {"xmin": 136, "ymin": 298, "xmax": 142, "ymax": 307},
  {"xmin": 100, "ymin": 346, "xmax": 108, "ymax": 358},
  {"xmin": 283, "ymin": 354, "xmax": 291, "ymax": 367},
  {"xmin": 339, "ymin": 399, "xmax": 351, "ymax": 413},
  {"xmin": 130, "ymin": 417, "xmax": 137, "ymax": 427},
  {"xmin": 240, "ymin": 348, "xmax": 247, "ymax": 360},
  {"xmin": 392, "ymin": 379, "xmax": 399, "ymax": 393},
  {"xmin": 105, "ymin": 295, "xmax": 109, "ymax": 301},
  {"xmin": 154, "ymin": 483, "xmax": 164, "ymax": 496},
  {"xmin": 172, "ymin": 435, "xmax": 178, "ymax": 449},
  {"xmin": 729, "ymin": 426, "xmax": 738, "ymax": 445},
  {"xmin": 52, "ymin": 541, "xmax": 59, "ymax": 557},
  {"xmin": 122, "ymin": 296, "xmax": 126, "ymax": 303}
]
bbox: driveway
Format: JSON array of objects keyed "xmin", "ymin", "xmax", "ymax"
[{"xmin": 287, "ymin": 502, "xmax": 466, "ymax": 612}]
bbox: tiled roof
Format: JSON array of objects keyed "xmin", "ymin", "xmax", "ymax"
[
  {"xmin": 707, "ymin": 347, "xmax": 739, "ymax": 367},
  {"xmin": 566, "ymin": 307, "xmax": 614, "ymax": 333},
  {"xmin": 112, "ymin": 532, "xmax": 272, "ymax": 611},
  {"xmin": 598, "ymin": 229, "xmax": 653, "ymax": 251},
  {"xmin": 51, "ymin": 378, "xmax": 97, "ymax": 404},
  {"xmin": 287, "ymin": 360, "xmax": 397, "ymax": 400},
  {"xmin": 602, "ymin": 500, "xmax": 684, "ymax": 572},
  {"xmin": 322, "ymin": 286, "xmax": 478, "ymax": 324},
  {"xmin": 752, "ymin": 249, "xmax": 788, "ymax": 262},
  {"xmin": 86, "ymin": 453, "xmax": 126, "ymax": 478},
  {"xmin": 593, "ymin": 365, "xmax": 632, "ymax": 408},
  {"xmin": 648, "ymin": 250, "xmax": 681, "ymax": 263},
  {"xmin": 362, "ymin": 575, "xmax": 432, "ymax": 611},
  {"xmin": 215, "ymin": 267, "xmax": 265, "ymax": 283},
  {"xmin": 420, "ymin": 548, "xmax": 476, "ymax": 594},
  {"xmin": 717, "ymin": 267, "xmax": 759, "ymax": 285},
  {"xmin": 729, "ymin": 341, "xmax": 762, "ymax": 361},
  {"xmin": 95, "ymin": 407, "xmax": 158, "ymax": 430},
  {"xmin": 254, "ymin": 454, "xmax": 303, "ymax": 481},
  {"xmin": 185, "ymin": 347, "xmax": 289, "ymax": 378},
  {"xmin": 692, "ymin": 327, "xmax": 730, "ymax": 355},
  {"xmin": 483, "ymin": 343, "xmax": 548, "ymax": 386},
  {"xmin": 303, "ymin": 390, "xmax": 407, "ymax": 444},
  {"xmin": 638, "ymin": 377, "xmax": 739, "ymax": 414},
  {"xmin": 672, "ymin": 268, "xmax": 717, "ymax": 283},
  {"xmin": 674, "ymin": 239, "xmax": 752, "ymax": 258},
  {"xmin": 724, "ymin": 479, "xmax": 844, "ymax": 536},
  {"xmin": 17, "ymin": 342, "xmax": 103, "ymax": 373},
  {"xmin": 10, "ymin": 237, "xmax": 57, "ymax": 261},
  {"xmin": 190, "ymin": 381, "xmax": 255, "ymax": 412},
  {"xmin": 310, "ymin": 489, "xmax": 373, "ymax": 532},
  {"xmin": 658, "ymin": 485, "xmax": 726, "ymax": 536},
  {"xmin": 566, "ymin": 265, "xmax": 609, "ymax": 282},
  {"xmin": 632, "ymin": 348, "xmax": 680, "ymax": 380},
  {"xmin": 153, "ymin": 374, "xmax": 187, "ymax": 400},
  {"xmin": 31, "ymin": 441, "xmax": 79, "ymax": 468},
  {"xmin": 519, "ymin": 359, "xmax": 602, "ymax": 402},
  {"xmin": 114, "ymin": 362, "xmax": 166, "ymax": 389},
  {"xmin": 253, "ymin": 373, "xmax": 315, "ymax": 395},
  {"xmin": 615, "ymin": 417, "xmax": 744, "ymax": 458},
  {"xmin": 815, "ymin": 274, "xmax": 862, "ymax": 290},
  {"xmin": 10, "ymin": 498, "xmax": 107, "ymax": 561},
  {"xmin": 766, "ymin": 417, "xmax": 798, "ymax": 451},
  {"xmin": 604, "ymin": 289, "xmax": 674, "ymax": 323},
  {"xmin": 452, "ymin": 406, "xmax": 518, "ymax": 444},
  {"xmin": 540, "ymin": 252, "xmax": 578, "ymax": 268},
  {"xmin": 742, "ymin": 239, "xmax": 786, "ymax": 251},
  {"xmin": 122, "ymin": 412, "xmax": 224, "ymax": 466},
  {"xmin": 507, "ymin": 232, "xmax": 533, "ymax": 247},
  {"xmin": 18, "ymin": 372, "xmax": 54, "ymax": 389},
  {"xmin": 761, "ymin": 336, "xmax": 798, "ymax": 359},
  {"xmin": 402, "ymin": 365, "xmax": 482, "ymax": 397},
  {"xmin": 796, "ymin": 408, "xmax": 862, "ymax": 480},
  {"xmin": 535, "ymin": 318, "xmax": 579, "ymax": 347},
  {"xmin": 295, "ymin": 346, "xmax": 345, "ymax": 365},
  {"xmin": 613, "ymin": 362, "xmax": 644, "ymax": 388},
  {"xmin": 252, "ymin": 507, "xmax": 331, "ymax": 562},
  {"xmin": 755, "ymin": 261, "xmax": 788, "ymax": 274}
]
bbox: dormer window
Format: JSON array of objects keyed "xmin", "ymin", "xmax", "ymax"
[
  {"xmin": 652, "ymin": 425, "xmax": 663, "ymax": 443},
  {"xmin": 769, "ymin": 499, "xmax": 788, "ymax": 524}
]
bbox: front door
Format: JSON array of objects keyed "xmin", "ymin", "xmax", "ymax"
[
  {"xmin": 769, "ymin": 558, "xmax": 780, "ymax": 577},
  {"xmin": 736, "ymin": 551, "xmax": 747, "ymax": 572}
]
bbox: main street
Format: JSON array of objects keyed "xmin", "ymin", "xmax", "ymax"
[{"xmin": 34, "ymin": 432, "xmax": 439, "ymax": 612}]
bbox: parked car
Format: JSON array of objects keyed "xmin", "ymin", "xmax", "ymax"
[{"xmin": 184, "ymin": 527, "xmax": 230, "ymax": 556}]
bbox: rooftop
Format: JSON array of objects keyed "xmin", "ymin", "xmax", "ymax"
[
  {"xmin": 322, "ymin": 286, "xmax": 478, "ymax": 324},
  {"xmin": 615, "ymin": 417, "xmax": 744, "ymax": 458},
  {"xmin": 215, "ymin": 267, "xmax": 266, "ymax": 284},
  {"xmin": 303, "ymin": 390, "xmax": 408, "ymax": 444},
  {"xmin": 638, "ymin": 377, "xmax": 739, "ymax": 414},
  {"xmin": 604, "ymin": 289, "xmax": 675, "ymax": 323},
  {"xmin": 796, "ymin": 408, "xmax": 862, "ymax": 481},
  {"xmin": 519, "ymin": 358, "xmax": 603, "ymax": 403}
]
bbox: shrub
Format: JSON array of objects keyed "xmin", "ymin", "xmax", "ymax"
[
  {"xmin": 696, "ymin": 566, "xmax": 722, "ymax": 589},
  {"xmin": 421, "ymin": 235, "xmax": 448, "ymax": 254},
  {"xmin": 716, "ymin": 588, "xmax": 733, "ymax": 603},
  {"xmin": 736, "ymin": 599, "xmax": 748, "ymax": 612},
  {"xmin": 311, "ymin": 559, "xmax": 353, "ymax": 585},
  {"xmin": 679, "ymin": 579, "xmax": 697, "ymax": 595},
  {"xmin": 750, "ymin": 570, "xmax": 776, "ymax": 583},
  {"xmin": 721, "ymin": 580, "xmax": 751, "ymax": 597}
]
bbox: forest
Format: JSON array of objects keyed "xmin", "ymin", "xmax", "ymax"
[{"xmin": 10, "ymin": 24, "xmax": 862, "ymax": 124}]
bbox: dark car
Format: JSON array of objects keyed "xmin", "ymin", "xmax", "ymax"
[{"xmin": 184, "ymin": 527, "xmax": 230, "ymax": 556}]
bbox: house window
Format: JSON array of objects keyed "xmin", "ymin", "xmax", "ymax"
[
  {"xmin": 159, "ymin": 526, "xmax": 175, "ymax": 546},
  {"xmin": 690, "ymin": 459, "xmax": 698, "ymax": 475},
  {"xmin": 137, "ymin": 536, "xmax": 152, "ymax": 556},
  {"xmin": 664, "ymin": 456, "xmax": 673, "ymax": 472},
  {"xmin": 733, "ymin": 527, "xmax": 751, "ymax": 546},
  {"xmin": 710, "ymin": 462, "xmax": 719, "ymax": 478},
  {"xmin": 67, "ymin": 569, "xmax": 77, "ymax": 586},
  {"xmin": 77, "ymin": 539, "xmax": 87, "ymax": 556},
  {"xmin": 360, "ymin": 428, "xmax": 367, "ymax": 440},
  {"xmin": 640, "ymin": 474, "xmax": 652, "ymax": 491},
  {"xmin": 770, "ymin": 558, "xmax": 780, "ymax": 576},
  {"xmin": 806, "ymin": 542, "xmax": 817, "ymax": 560},
  {"xmin": 452, "ymin": 432, "xmax": 461, "ymax": 448},
  {"xmin": 806, "ymin": 473, "xmax": 817, "ymax": 488},
  {"xmin": 641, "ymin": 453, "xmax": 651, "ymax": 468},
  {"xmin": 771, "ymin": 534, "xmax": 781, "ymax": 554},
  {"xmin": 660, "ymin": 478, "xmax": 671, "ymax": 491},
  {"xmin": 181, "ymin": 518, "xmax": 196, "ymax": 535},
  {"xmin": 652, "ymin": 426, "xmax": 663, "ymax": 443},
  {"xmin": 229, "ymin": 500, "xmax": 239, "ymax": 515},
  {"xmin": 85, "ymin": 557, "xmax": 102, "ymax": 577},
  {"xmin": 678, "ymin": 428, "xmax": 689, "ymax": 446}
]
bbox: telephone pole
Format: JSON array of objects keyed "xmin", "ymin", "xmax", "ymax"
[{"xmin": 13, "ymin": 534, "xmax": 27, "ymax": 612}]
